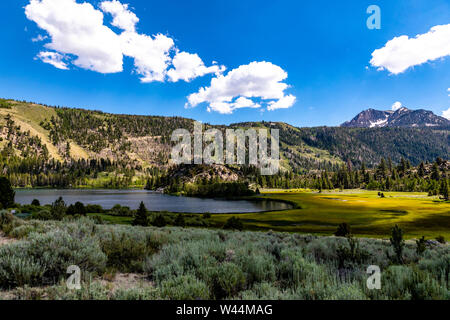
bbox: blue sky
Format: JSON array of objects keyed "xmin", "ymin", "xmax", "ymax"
[{"xmin": 0, "ymin": 0, "xmax": 449, "ymax": 126}]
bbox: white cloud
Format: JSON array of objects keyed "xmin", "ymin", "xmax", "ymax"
[
  {"xmin": 26, "ymin": 1, "xmax": 296, "ymax": 113},
  {"xmin": 32, "ymin": 34, "xmax": 47, "ymax": 42},
  {"xmin": 267, "ymin": 94, "xmax": 296, "ymax": 111},
  {"xmin": 391, "ymin": 101, "xmax": 402, "ymax": 111},
  {"xmin": 186, "ymin": 61, "xmax": 295, "ymax": 114},
  {"xmin": 448, "ymin": 88, "xmax": 450, "ymax": 96},
  {"xmin": 370, "ymin": 24, "xmax": 450, "ymax": 74},
  {"xmin": 36, "ymin": 51, "xmax": 68, "ymax": 70},
  {"xmin": 24, "ymin": 0, "xmax": 217, "ymax": 83},
  {"xmin": 443, "ymin": 107, "xmax": 450, "ymax": 120},
  {"xmin": 167, "ymin": 51, "xmax": 225, "ymax": 82},
  {"xmin": 25, "ymin": 0, "xmax": 124, "ymax": 74},
  {"xmin": 120, "ymin": 31, "xmax": 174, "ymax": 82},
  {"xmin": 100, "ymin": 0, "xmax": 138, "ymax": 32},
  {"xmin": 206, "ymin": 97, "xmax": 261, "ymax": 114}
]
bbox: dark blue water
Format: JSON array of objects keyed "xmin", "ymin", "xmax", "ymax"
[{"xmin": 14, "ymin": 189, "xmax": 293, "ymax": 213}]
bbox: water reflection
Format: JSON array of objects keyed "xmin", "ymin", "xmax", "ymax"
[{"xmin": 15, "ymin": 189, "xmax": 293, "ymax": 213}]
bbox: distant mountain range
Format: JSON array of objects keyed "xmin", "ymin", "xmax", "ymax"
[
  {"xmin": 0, "ymin": 99, "xmax": 449, "ymax": 171},
  {"xmin": 341, "ymin": 107, "xmax": 450, "ymax": 128}
]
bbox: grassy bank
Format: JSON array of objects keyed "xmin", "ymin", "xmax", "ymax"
[
  {"xmin": 0, "ymin": 212, "xmax": 448, "ymax": 300},
  {"xmin": 207, "ymin": 190, "xmax": 450, "ymax": 239}
]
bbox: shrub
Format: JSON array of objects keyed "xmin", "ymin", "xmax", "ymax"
[
  {"xmin": 174, "ymin": 214, "xmax": 185, "ymax": 227},
  {"xmin": 110, "ymin": 204, "xmax": 132, "ymax": 216},
  {"xmin": 237, "ymin": 251, "xmax": 276, "ymax": 287},
  {"xmin": 223, "ymin": 217, "xmax": 243, "ymax": 231},
  {"xmin": 161, "ymin": 274, "xmax": 210, "ymax": 300},
  {"xmin": 416, "ymin": 236, "xmax": 427, "ymax": 255},
  {"xmin": 209, "ymin": 262, "xmax": 245, "ymax": 299},
  {"xmin": 0, "ymin": 245, "xmax": 46, "ymax": 288},
  {"xmin": 31, "ymin": 209, "xmax": 52, "ymax": 220},
  {"xmin": 239, "ymin": 282, "xmax": 287, "ymax": 300},
  {"xmin": 31, "ymin": 199, "xmax": 40, "ymax": 206},
  {"xmin": 0, "ymin": 229, "xmax": 106, "ymax": 288},
  {"xmin": 85, "ymin": 204, "xmax": 104, "ymax": 214},
  {"xmin": 277, "ymin": 248, "xmax": 321, "ymax": 289},
  {"xmin": 389, "ymin": 225, "xmax": 405, "ymax": 264},
  {"xmin": 417, "ymin": 249, "xmax": 450, "ymax": 284},
  {"xmin": 203, "ymin": 212, "xmax": 211, "ymax": 219},
  {"xmin": 435, "ymin": 235, "xmax": 446, "ymax": 244},
  {"xmin": 325, "ymin": 283, "xmax": 367, "ymax": 300},
  {"xmin": 0, "ymin": 210, "xmax": 23, "ymax": 235},
  {"xmin": 100, "ymin": 232, "xmax": 152, "ymax": 273},
  {"xmin": 113, "ymin": 286, "xmax": 161, "ymax": 300},
  {"xmin": 380, "ymin": 266, "xmax": 446, "ymax": 300},
  {"xmin": 334, "ymin": 223, "xmax": 351, "ymax": 237},
  {"xmin": 152, "ymin": 214, "xmax": 167, "ymax": 228},
  {"xmin": 0, "ymin": 210, "xmax": 14, "ymax": 227},
  {"xmin": 336, "ymin": 236, "xmax": 370, "ymax": 269},
  {"xmin": 9, "ymin": 224, "xmax": 36, "ymax": 239},
  {"xmin": 91, "ymin": 215, "xmax": 104, "ymax": 224},
  {"xmin": 66, "ymin": 202, "xmax": 87, "ymax": 216}
]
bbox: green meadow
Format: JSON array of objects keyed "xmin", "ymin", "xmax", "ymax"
[{"xmin": 208, "ymin": 190, "xmax": 450, "ymax": 239}]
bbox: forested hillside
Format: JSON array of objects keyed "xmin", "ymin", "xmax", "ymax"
[{"xmin": 0, "ymin": 98, "xmax": 448, "ymax": 188}]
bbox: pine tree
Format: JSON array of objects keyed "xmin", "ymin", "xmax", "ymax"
[
  {"xmin": 431, "ymin": 162, "xmax": 440, "ymax": 181},
  {"xmin": 375, "ymin": 158, "xmax": 387, "ymax": 180},
  {"xmin": 398, "ymin": 158, "xmax": 407, "ymax": 176},
  {"xmin": 390, "ymin": 225, "xmax": 405, "ymax": 264},
  {"xmin": 0, "ymin": 176, "xmax": 15, "ymax": 209},
  {"xmin": 65, "ymin": 141, "xmax": 71, "ymax": 158},
  {"xmin": 418, "ymin": 162, "xmax": 426, "ymax": 177},
  {"xmin": 132, "ymin": 201, "xmax": 149, "ymax": 226},
  {"xmin": 439, "ymin": 179, "xmax": 449, "ymax": 201},
  {"xmin": 50, "ymin": 196, "xmax": 66, "ymax": 220}
]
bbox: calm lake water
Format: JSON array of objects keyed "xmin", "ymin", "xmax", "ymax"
[{"xmin": 14, "ymin": 189, "xmax": 293, "ymax": 213}]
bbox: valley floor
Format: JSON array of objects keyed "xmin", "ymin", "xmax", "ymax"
[
  {"xmin": 208, "ymin": 190, "xmax": 450, "ymax": 239},
  {"xmin": 87, "ymin": 189, "xmax": 450, "ymax": 240}
]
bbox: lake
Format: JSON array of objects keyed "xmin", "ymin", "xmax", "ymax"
[{"xmin": 14, "ymin": 189, "xmax": 293, "ymax": 213}]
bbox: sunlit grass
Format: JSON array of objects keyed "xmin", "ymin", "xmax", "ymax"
[{"xmin": 209, "ymin": 190, "xmax": 450, "ymax": 239}]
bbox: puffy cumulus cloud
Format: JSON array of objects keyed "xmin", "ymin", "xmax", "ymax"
[
  {"xmin": 36, "ymin": 51, "xmax": 68, "ymax": 70},
  {"xmin": 25, "ymin": 0, "xmax": 124, "ymax": 74},
  {"xmin": 25, "ymin": 1, "xmax": 297, "ymax": 113},
  {"xmin": 186, "ymin": 61, "xmax": 296, "ymax": 114},
  {"xmin": 443, "ymin": 107, "xmax": 450, "ymax": 120},
  {"xmin": 391, "ymin": 101, "xmax": 402, "ymax": 111},
  {"xmin": 267, "ymin": 94, "xmax": 296, "ymax": 111},
  {"xmin": 25, "ymin": 0, "xmax": 218, "ymax": 83},
  {"xmin": 121, "ymin": 31, "xmax": 174, "ymax": 82},
  {"xmin": 206, "ymin": 97, "xmax": 261, "ymax": 114},
  {"xmin": 167, "ymin": 51, "xmax": 225, "ymax": 82},
  {"xmin": 100, "ymin": 0, "xmax": 138, "ymax": 32},
  {"xmin": 370, "ymin": 24, "xmax": 450, "ymax": 74}
]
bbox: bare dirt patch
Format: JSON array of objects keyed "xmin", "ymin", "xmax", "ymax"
[{"xmin": 99, "ymin": 273, "xmax": 153, "ymax": 293}]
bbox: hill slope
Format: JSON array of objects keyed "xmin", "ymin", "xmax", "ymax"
[{"xmin": 1, "ymin": 99, "xmax": 449, "ymax": 174}]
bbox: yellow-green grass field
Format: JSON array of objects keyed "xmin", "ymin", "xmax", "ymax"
[{"xmin": 209, "ymin": 190, "xmax": 450, "ymax": 240}]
